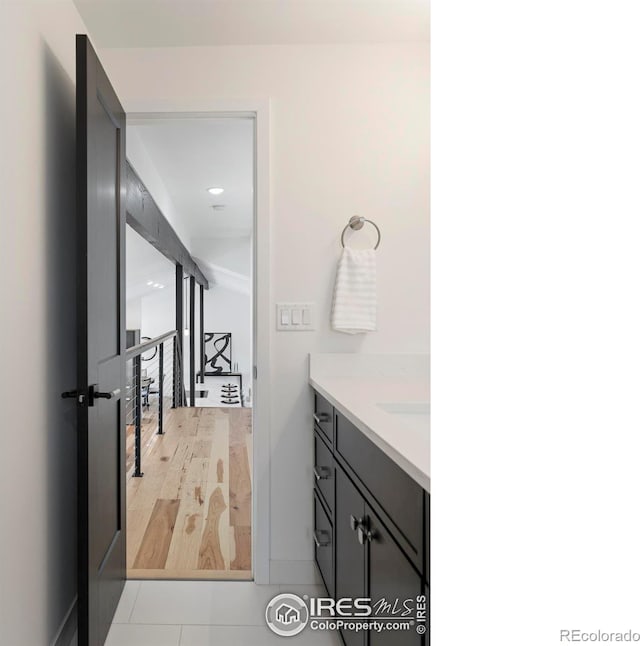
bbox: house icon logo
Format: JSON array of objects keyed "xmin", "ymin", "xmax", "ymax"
[
  {"xmin": 265, "ymin": 593, "xmax": 309, "ymax": 637},
  {"xmin": 276, "ymin": 603, "xmax": 301, "ymax": 625}
]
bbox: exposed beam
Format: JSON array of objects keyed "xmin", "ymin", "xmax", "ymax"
[{"xmin": 125, "ymin": 160, "xmax": 209, "ymax": 288}]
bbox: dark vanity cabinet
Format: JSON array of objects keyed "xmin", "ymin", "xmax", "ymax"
[
  {"xmin": 312, "ymin": 390, "xmax": 430, "ymax": 646},
  {"xmin": 335, "ymin": 467, "xmax": 366, "ymax": 646},
  {"xmin": 367, "ymin": 504, "xmax": 425, "ymax": 646}
]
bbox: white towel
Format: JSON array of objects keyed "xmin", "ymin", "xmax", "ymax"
[{"xmin": 331, "ymin": 247, "xmax": 377, "ymax": 334}]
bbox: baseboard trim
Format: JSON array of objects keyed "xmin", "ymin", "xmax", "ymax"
[
  {"xmin": 269, "ymin": 560, "xmax": 322, "ymax": 585},
  {"xmin": 51, "ymin": 597, "xmax": 77, "ymax": 646}
]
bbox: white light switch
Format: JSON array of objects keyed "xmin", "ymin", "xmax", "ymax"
[{"xmin": 276, "ymin": 303, "xmax": 315, "ymax": 331}]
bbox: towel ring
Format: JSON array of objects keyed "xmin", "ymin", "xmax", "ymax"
[{"xmin": 341, "ymin": 216, "xmax": 381, "ymax": 250}]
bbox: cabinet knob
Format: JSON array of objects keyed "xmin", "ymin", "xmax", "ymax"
[
  {"xmin": 313, "ymin": 529, "xmax": 331, "ymax": 547},
  {"xmin": 349, "ymin": 515, "xmax": 363, "ymax": 531},
  {"xmin": 313, "ymin": 412, "xmax": 330, "ymax": 426},
  {"xmin": 357, "ymin": 526, "xmax": 376, "ymax": 545},
  {"xmin": 314, "ymin": 466, "xmax": 331, "ymax": 481}
]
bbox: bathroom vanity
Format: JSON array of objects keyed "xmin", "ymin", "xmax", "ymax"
[{"xmin": 309, "ymin": 354, "xmax": 430, "ymax": 646}]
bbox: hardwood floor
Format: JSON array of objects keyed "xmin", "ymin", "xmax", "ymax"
[{"xmin": 127, "ymin": 406, "xmax": 253, "ymax": 580}]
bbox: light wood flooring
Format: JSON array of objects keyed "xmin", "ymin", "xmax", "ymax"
[{"xmin": 127, "ymin": 406, "xmax": 253, "ymax": 580}]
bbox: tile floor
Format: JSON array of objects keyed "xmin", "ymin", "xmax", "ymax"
[{"xmin": 96, "ymin": 580, "xmax": 342, "ymax": 646}]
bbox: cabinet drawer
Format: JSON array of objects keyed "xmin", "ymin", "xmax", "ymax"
[
  {"xmin": 336, "ymin": 411, "xmax": 423, "ymax": 568},
  {"xmin": 314, "ymin": 492, "xmax": 334, "ymax": 597},
  {"xmin": 313, "ymin": 392, "xmax": 334, "ymax": 445},
  {"xmin": 314, "ymin": 432, "xmax": 335, "ymax": 514}
]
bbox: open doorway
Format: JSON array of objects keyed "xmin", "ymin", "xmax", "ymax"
[{"xmin": 124, "ymin": 116, "xmax": 255, "ymax": 581}]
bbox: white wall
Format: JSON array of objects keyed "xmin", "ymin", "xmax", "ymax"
[
  {"xmin": 191, "ymin": 235, "xmax": 251, "ymax": 277},
  {"xmin": 101, "ymin": 43, "xmax": 429, "ymax": 581},
  {"xmin": 0, "ymin": 1, "xmax": 88, "ymax": 643},
  {"xmin": 127, "ymin": 296, "xmax": 142, "ymax": 329},
  {"xmin": 202, "ymin": 286, "xmax": 252, "ymax": 388},
  {"xmin": 140, "ymin": 287, "xmax": 175, "ymax": 340}
]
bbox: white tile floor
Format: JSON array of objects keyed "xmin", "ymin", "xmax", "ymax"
[{"xmin": 102, "ymin": 581, "xmax": 343, "ymax": 646}]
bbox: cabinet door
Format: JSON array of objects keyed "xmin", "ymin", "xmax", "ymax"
[
  {"xmin": 367, "ymin": 505, "xmax": 424, "ymax": 646},
  {"xmin": 335, "ymin": 411, "xmax": 424, "ymax": 570},
  {"xmin": 335, "ymin": 467, "xmax": 366, "ymax": 646}
]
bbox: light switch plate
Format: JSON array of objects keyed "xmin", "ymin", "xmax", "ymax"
[{"xmin": 276, "ymin": 303, "xmax": 315, "ymax": 331}]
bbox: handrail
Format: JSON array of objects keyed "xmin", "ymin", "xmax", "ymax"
[
  {"xmin": 126, "ymin": 330, "xmax": 177, "ymax": 360},
  {"xmin": 125, "ymin": 328, "xmax": 186, "ymax": 478}
]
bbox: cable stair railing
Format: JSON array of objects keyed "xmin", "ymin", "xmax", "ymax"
[{"xmin": 125, "ymin": 330, "xmax": 187, "ymax": 478}]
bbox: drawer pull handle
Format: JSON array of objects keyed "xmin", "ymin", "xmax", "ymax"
[
  {"xmin": 314, "ymin": 466, "xmax": 331, "ymax": 481},
  {"xmin": 313, "ymin": 529, "xmax": 331, "ymax": 547},
  {"xmin": 313, "ymin": 413, "xmax": 330, "ymax": 426},
  {"xmin": 349, "ymin": 515, "xmax": 364, "ymax": 532}
]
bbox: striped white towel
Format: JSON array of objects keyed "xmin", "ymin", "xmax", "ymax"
[{"xmin": 331, "ymin": 247, "xmax": 377, "ymax": 334}]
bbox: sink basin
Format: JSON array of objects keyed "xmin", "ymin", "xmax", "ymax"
[{"xmin": 377, "ymin": 402, "xmax": 430, "ymax": 415}]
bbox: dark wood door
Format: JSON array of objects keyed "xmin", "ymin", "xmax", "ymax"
[
  {"xmin": 367, "ymin": 505, "xmax": 424, "ymax": 646},
  {"xmin": 76, "ymin": 34, "xmax": 127, "ymax": 646},
  {"xmin": 335, "ymin": 468, "xmax": 366, "ymax": 646}
]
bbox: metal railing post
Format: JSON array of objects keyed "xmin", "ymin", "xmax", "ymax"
[
  {"xmin": 133, "ymin": 354, "xmax": 144, "ymax": 477},
  {"xmin": 173, "ymin": 336, "xmax": 178, "ymax": 408},
  {"xmin": 200, "ymin": 283, "xmax": 205, "ymax": 384},
  {"xmin": 158, "ymin": 342, "xmax": 164, "ymax": 435},
  {"xmin": 189, "ymin": 275, "xmax": 196, "ymax": 406},
  {"xmin": 175, "ymin": 263, "xmax": 184, "ymax": 407}
]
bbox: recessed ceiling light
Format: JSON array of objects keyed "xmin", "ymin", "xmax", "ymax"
[
  {"xmin": 158, "ymin": 284, "xmax": 165, "ymax": 289},
  {"xmin": 147, "ymin": 281, "xmax": 153, "ymax": 286},
  {"xmin": 153, "ymin": 283, "xmax": 160, "ymax": 288},
  {"xmin": 207, "ymin": 187, "xmax": 224, "ymax": 195}
]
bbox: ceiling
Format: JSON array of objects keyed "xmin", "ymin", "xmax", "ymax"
[
  {"xmin": 128, "ymin": 117, "xmax": 253, "ymax": 292},
  {"xmin": 74, "ymin": 0, "xmax": 429, "ymax": 48},
  {"xmin": 130, "ymin": 118, "xmax": 254, "ymax": 240}
]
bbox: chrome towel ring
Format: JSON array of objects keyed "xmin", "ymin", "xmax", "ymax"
[{"xmin": 340, "ymin": 216, "xmax": 381, "ymax": 250}]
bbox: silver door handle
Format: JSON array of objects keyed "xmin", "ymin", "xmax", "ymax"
[
  {"xmin": 313, "ymin": 529, "xmax": 331, "ymax": 547},
  {"xmin": 314, "ymin": 466, "xmax": 331, "ymax": 481},
  {"xmin": 313, "ymin": 413, "xmax": 330, "ymax": 425}
]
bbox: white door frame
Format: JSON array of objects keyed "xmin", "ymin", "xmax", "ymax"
[{"xmin": 128, "ymin": 102, "xmax": 271, "ymax": 584}]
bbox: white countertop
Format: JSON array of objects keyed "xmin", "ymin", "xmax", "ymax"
[{"xmin": 309, "ymin": 353, "xmax": 430, "ymax": 492}]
